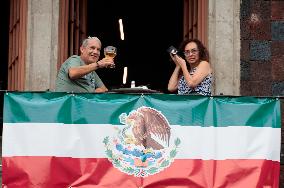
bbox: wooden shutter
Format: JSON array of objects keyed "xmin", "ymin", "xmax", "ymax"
[
  {"xmin": 183, "ymin": 0, "xmax": 208, "ymax": 47},
  {"xmin": 57, "ymin": 0, "xmax": 87, "ymax": 70},
  {"xmin": 8, "ymin": 0, "xmax": 27, "ymax": 91}
]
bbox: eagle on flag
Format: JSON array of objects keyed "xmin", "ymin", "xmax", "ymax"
[{"xmin": 121, "ymin": 107, "xmax": 171, "ymax": 150}]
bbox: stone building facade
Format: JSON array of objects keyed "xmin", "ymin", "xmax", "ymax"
[{"xmin": 0, "ymin": 0, "xmax": 283, "ymax": 186}]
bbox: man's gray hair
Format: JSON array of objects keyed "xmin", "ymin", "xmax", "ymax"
[{"xmin": 81, "ymin": 36, "xmax": 101, "ymax": 47}]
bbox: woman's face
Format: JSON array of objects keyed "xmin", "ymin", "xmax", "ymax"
[{"xmin": 184, "ymin": 42, "xmax": 199, "ymax": 64}]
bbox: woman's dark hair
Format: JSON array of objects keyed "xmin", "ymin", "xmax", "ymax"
[{"xmin": 179, "ymin": 39, "xmax": 209, "ymax": 62}]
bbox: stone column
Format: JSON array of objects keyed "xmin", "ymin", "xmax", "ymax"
[
  {"xmin": 208, "ymin": 0, "xmax": 240, "ymax": 95},
  {"xmin": 25, "ymin": 0, "xmax": 59, "ymax": 91}
]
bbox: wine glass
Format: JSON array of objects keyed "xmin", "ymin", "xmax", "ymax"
[
  {"xmin": 104, "ymin": 46, "xmax": 117, "ymax": 59},
  {"xmin": 104, "ymin": 46, "xmax": 117, "ymax": 68}
]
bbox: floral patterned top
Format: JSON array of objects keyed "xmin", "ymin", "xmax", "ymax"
[{"xmin": 178, "ymin": 67, "xmax": 212, "ymax": 96}]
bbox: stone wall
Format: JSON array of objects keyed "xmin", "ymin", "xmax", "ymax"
[
  {"xmin": 208, "ymin": 0, "xmax": 241, "ymax": 95},
  {"xmin": 25, "ymin": 0, "xmax": 59, "ymax": 91},
  {"xmin": 240, "ymin": 0, "xmax": 284, "ymax": 95},
  {"xmin": 240, "ymin": 0, "xmax": 284, "ymax": 187}
]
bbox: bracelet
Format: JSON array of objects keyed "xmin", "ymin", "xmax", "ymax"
[{"xmin": 96, "ymin": 61, "xmax": 101, "ymax": 68}]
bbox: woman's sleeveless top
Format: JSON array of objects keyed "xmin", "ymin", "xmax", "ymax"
[{"xmin": 178, "ymin": 67, "xmax": 212, "ymax": 96}]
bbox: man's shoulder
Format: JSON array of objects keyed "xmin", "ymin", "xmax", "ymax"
[
  {"xmin": 66, "ymin": 55, "xmax": 81, "ymax": 62},
  {"xmin": 63, "ymin": 55, "xmax": 82, "ymax": 66}
]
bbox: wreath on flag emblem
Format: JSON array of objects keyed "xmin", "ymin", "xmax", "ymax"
[{"xmin": 103, "ymin": 106, "xmax": 181, "ymax": 177}]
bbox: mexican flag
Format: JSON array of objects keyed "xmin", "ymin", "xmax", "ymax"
[{"xmin": 2, "ymin": 92, "xmax": 281, "ymax": 188}]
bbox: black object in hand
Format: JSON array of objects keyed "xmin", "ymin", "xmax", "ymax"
[{"xmin": 167, "ymin": 46, "xmax": 178, "ymax": 55}]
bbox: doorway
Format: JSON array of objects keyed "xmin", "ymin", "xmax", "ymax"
[{"xmin": 87, "ymin": 0, "xmax": 184, "ymax": 93}]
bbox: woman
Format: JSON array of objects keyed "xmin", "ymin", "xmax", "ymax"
[{"xmin": 168, "ymin": 39, "xmax": 212, "ymax": 95}]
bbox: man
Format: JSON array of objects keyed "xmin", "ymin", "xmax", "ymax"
[{"xmin": 55, "ymin": 37, "xmax": 115, "ymax": 93}]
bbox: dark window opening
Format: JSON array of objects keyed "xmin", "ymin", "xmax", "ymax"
[
  {"xmin": 87, "ymin": 0, "xmax": 183, "ymax": 93},
  {"xmin": 0, "ymin": 0, "xmax": 10, "ymax": 132},
  {"xmin": 0, "ymin": 0, "xmax": 9, "ymax": 91}
]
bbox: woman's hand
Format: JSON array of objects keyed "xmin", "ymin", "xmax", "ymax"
[
  {"xmin": 173, "ymin": 55, "xmax": 187, "ymax": 68},
  {"xmin": 170, "ymin": 54, "xmax": 180, "ymax": 67}
]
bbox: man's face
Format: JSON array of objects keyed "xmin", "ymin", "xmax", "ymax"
[{"xmin": 80, "ymin": 39, "xmax": 101, "ymax": 64}]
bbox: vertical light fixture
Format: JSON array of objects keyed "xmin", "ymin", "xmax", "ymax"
[
  {"xmin": 119, "ymin": 19, "xmax": 125, "ymax": 40},
  {"xmin": 123, "ymin": 67, "xmax": 128, "ymax": 84}
]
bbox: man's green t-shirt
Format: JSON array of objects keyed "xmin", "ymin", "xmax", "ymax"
[{"xmin": 55, "ymin": 55, "xmax": 104, "ymax": 92}]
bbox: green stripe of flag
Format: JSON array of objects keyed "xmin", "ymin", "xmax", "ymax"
[{"xmin": 3, "ymin": 92, "xmax": 281, "ymax": 128}]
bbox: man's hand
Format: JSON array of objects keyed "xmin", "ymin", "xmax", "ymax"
[
  {"xmin": 96, "ymin": 58, "xmax": 115, "ymax": 68},
  {"xmin": 94, "ymin": 86, "xmax": 108, "ymax": 93}
]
